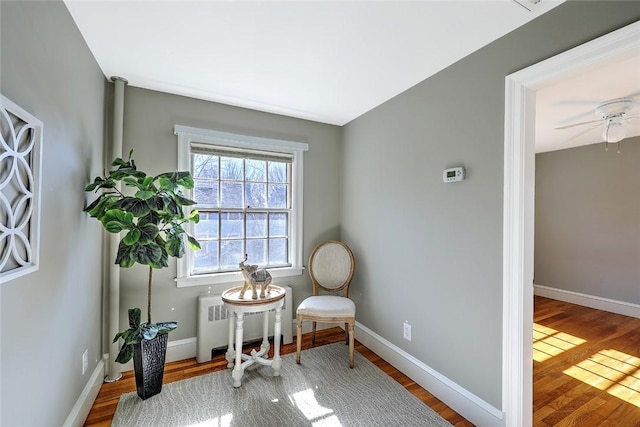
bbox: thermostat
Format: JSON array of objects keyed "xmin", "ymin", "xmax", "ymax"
[{"xmin": 443, "ymin": 167, "xmax": 465, "ymax": 183}]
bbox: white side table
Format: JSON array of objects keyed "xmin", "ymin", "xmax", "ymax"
[{"xmin": 222, "ymin": 285, "xmax": 286, "ymax": 387}]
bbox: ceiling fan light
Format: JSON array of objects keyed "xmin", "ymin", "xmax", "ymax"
[{"xmin": 602, "ymin": 120, "xmax": 626, "ymax": 143}]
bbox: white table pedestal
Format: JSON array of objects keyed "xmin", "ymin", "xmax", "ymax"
[{"xmin": 222, "ymin": 285, "xmax": 286, "ymax": 388}]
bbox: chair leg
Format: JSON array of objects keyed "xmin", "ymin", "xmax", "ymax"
[
  {"xmin": 296, "ymin": 318, "xmax": 302, "ymax": 364},
  {"xmin": 311, "ymin": 321, "xmax": 317, "ymax": 345},
  {"xmin": 344, "ymin": 322, "xmax": 348, "ymax": 344},
  {"xmin": 348, "ymin": 321, "xmax": 355, "ymax": 368}
]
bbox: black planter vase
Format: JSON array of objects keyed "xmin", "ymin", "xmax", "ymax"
[{"xmin": 133, "ymin": 333, "xmax": 168, "ymax": 400}]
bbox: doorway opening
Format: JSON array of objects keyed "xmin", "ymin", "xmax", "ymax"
[{"xmin": 502, "ymin": 20, "xmax": 640, "ymax": 427}]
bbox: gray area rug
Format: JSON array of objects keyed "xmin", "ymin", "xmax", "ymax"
[{"xmin": 112, "ymin": 343, "xmax": 453, "ymax": 426}]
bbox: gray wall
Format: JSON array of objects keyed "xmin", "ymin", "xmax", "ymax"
[
  {"xmin": 119, "ymin": 87, "xmax": 343, "ymax": 341},
  {"xmin": 341, "ymin": 2, "xmax": 640, "ymax": 409},
  {"xmin": 535, "ymin": 137, "xmax": 640, "ymax": 303},
  {"xmin": 2, "ymin": 0, "xmax": 640, "ymax": 423},
  {"xmin": 0, "ymin": 1, "xmax": 106, "ymax": 426}
]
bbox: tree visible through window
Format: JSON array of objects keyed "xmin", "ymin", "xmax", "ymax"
[{"xmin": 190, "ymin": 150, "xmax": 292, "ymax": 274}]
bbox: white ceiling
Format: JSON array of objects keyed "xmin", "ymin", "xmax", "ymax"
[
  {"xmin": 536, "ymin": 53, "xmax": 640, "ymax": 153},
  {"xmin": 64, "ymin": 0, "xmax": 563, "ymax": 126}
]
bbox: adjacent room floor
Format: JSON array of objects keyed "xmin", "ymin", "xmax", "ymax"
[{"xmin": 534, "ymin": 296, "xmax": 640, "ymax": 426}]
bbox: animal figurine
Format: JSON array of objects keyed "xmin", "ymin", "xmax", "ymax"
[{"xmin": 238, "ymin": 254, "xmax": 272, "ymax": 299}]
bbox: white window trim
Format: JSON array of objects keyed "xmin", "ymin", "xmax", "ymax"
[{"xmin": 174, "ymin": 125, "xmax": 308, "ymax": 288}]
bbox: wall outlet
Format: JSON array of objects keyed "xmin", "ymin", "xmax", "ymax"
[
  {"xmin": 82, "ymin": 349, "xmax": 88, "ymax": 375},
  {"xmin": 403, "ymin": 322, "xmax": 412, "ymax": 341}
]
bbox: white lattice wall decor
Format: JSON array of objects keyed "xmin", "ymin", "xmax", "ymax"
[{"xmin": 0, "ymin": 95, "xmax": 43, "ymax": 283}]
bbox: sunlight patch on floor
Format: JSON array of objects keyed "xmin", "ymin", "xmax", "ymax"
[
  {"xmin": 564, "ymin": 349, "xmax": 640, "ymax": 407},
  {"xmin": 533, "ymin": 323, "xmax": 586, "ymax": 362},
  {"xmin": 185, "ymin": 413, "xmax": 233, "ymax": 427},
  {"xmin": 291, "ymin": 388, "xmax": 342, "ymax": 425}
]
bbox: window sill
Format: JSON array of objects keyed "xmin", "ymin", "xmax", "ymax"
[{"xmin": 175, "ymin": 266, "xmax": 304, "ymax": 288}]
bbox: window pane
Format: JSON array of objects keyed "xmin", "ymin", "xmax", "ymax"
[
  {"xmin": 247, "ymin": 212, "xmax": 267, "ymax": 238},
  {"xmin": 245, "ymin": 183, "xmax": 267, "ymax": 208},
  {"xmin": 193, "ymin": 240, "xmax": 218, "ymax": 271},
  {"xmin": 246, "ymin": 159, "xmax": 266, "ymax": 182},
  {"xmin": 268, "ymin": 184, "xmax": 287, "ymax": 208},
  {"xmin": 194, "ymin": 180, "xmax": 218, "ymax": 207},
  {"xmin": 221, "ymin": 212, "xmax": 244, "ymax": 238},
  {"xmin": 246, "ymin": 239, "xmax": 267, "ymax": 265},
  {"xmin": 220, "ymin": 240, "xmax": 243, "ymax": 270},
  {"xmin": 192, "ymin": 154, "xmax": 218, "ymax": 179},
  {"xmin": 268, "ymin": 162, "xmax": 287, "ymax": 183},
  {"xmin": 221, "ymin": 156, "xmax": 243, "ymax": 180},
  {"xmin": 269, "ymin": 238, "xmax": 288, "ymax": 265},
  {"xmin": 195, "ymin": 212, "xmax": 219, "ymax": 239},
  {"xmin": 221, "ymin": 182, "xmax": 243, "ymax": 208},
  {"xmin": 269, "ymin": 213, "xmax": 287, "ymax": 237}
]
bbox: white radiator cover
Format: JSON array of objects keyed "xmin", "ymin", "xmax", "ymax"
[{"xmin": 197, "ymin": 285, "xmax": 293, "ymax": 363}]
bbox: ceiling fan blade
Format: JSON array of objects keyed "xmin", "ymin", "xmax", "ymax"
[
  {"xmin": 553, "ymin": 123, "xmax": 602, "ymax": 150},
  {"xmin": 554, "ymin": 118, "xmax": 601, "ymax": 130}
]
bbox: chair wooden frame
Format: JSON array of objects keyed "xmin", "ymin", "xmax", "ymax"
[{"xmin": 296, "ymin": 240, "xmax": 356, "ymax": 367}]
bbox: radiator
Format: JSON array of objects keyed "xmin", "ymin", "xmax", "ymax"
[{"xmin": 196, "ymin": 285, "xmax": 293, "ymax": 363}]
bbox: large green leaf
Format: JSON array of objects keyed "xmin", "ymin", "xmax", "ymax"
[
  {"xmin": 141, "ymin": 324, "xmax": 159, "ymax": 341},
  {"xmin": 188, "ymin": 209, "xmax": 200, "ymax": 223},
  {"xmin": 137, "ymin": 211, "xmax": 160, "ymax": 228},
  {"xmin": 163, "ymin": 195, "xmax": 181, "ymax": 216},
  {"xmin": 111, "ymin": 167, "xmax": 144, "ymax": 181},
  {"xmin": 114, "ymin": 343, "xmax": 134, "ymax": 364},
  {"xmin": 84, "ymin": 194, "xmax": 118, "ymax": 218},
  {"xmin": 166, "ymin": 233, "xmax": 185, "ymax": 258},
  {"xmin": 142, "ymin": 175, "xmax": 154, "ymax": 189},
  {"xmin": 158, "ymin": 175, "xmax": 176, "ymax": 192},
  {"xmin": 122, "ymin": 228, "xmax": 141, "ymax": 245},
  {"xmin": 115, "ymin": 241, "xmax": 136, "ymax": 267},
  {"xmin": 111, "ymin": 156, "xmax": 129, "ymax": 168},
  {"xmin": 151, "ymin": 246, "xmax": 169, "ymax": 269},
  {"xmin": 85, "ymin": 176, "xmax": 121, "ymax": 192},
  {"xmin": 132, "ymin": 241, "xmax": 163, "ymax": 266},
  {"xmin": 113, "ymin": 329, "xmax": 130, "ymax": 344},
  {"xmin": 128, "ymin": 308, "xmax": 141, "ymax": 329},
  {"xmin": 138, "ymin": 223, "xmax": 159, "ymax": 244},
  {"xmin": 101, "ymin": 209, "xmax": 133, "ymax": 233},
  {"xmin": 156, "ymin": 321, "xmax": 178, "ymax": 334},
  {"xmin": 135, "ymin": 189, "xmax": 155, "ymax": 200},
  {"xmin": 176, "ymin": 173, "xmax": 194, "ymax": 189},
  {"xmin": 175, "ymin": 193, "xmax": 197, "ymax": 206},
  {"xmin": 187, "ymin": 234, "xmax": 201, "ymax": 251},
  {"xmin": 117, "ymin": 197, "xmax": 151, "ymax": 216}
]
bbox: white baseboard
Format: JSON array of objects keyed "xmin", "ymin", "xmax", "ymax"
[
  {"xmin": 354, "ymin": 321, "xmax": 504, "ymax": 427},
  {"xmin": 62, "ymin": 357, "xmax": 105, "ymax": 427},
  {"xmin": 534, "ymin": 284, "xmax": 640, "ymax": 318}
]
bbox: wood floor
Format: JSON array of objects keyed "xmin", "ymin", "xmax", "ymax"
[
  {"xmin": 85, "ymin": 297, "xmax": 640, "ymax": 427},
  {"xmin": 84, "ymin": 327, "xmax": 473, "ymax": 426},
  {"xmin": 534, "ymin": 296, "xmax": 640, "ymax": 426}
]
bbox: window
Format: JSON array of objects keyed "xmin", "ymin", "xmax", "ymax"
[{"xmin": 175, "ymin": 125, "xmax": 308, "ymax": 287}]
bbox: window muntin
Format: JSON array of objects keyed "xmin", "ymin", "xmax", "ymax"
[
  {"xmin": 174, "ymin": 125, "xmax": 307, "ymax": 288},
  {"xmin": 191, "ymin": 152, "xmax": 292, "ymax": 274}
]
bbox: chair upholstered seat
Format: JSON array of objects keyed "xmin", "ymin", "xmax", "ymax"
[
  {"xmin": 297, "ymin": 296, "xmax": 355, "ymax": 318},
  {"xmin": 296, "ymin": 240, "xmax": 356, "ymax": 368}
]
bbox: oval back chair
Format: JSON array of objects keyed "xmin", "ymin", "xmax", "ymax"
[{"xmin": 296, "ymin": 240, "xmax": 356, "ymax": 368}]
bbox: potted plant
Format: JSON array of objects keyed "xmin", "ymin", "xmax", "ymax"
[{"xmin": 84, "ymin": 150, "xmax": 200, "ymax": 399}]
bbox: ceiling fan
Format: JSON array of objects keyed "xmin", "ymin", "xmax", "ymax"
[{"xmin": 554, "ymin": 97, "xmax": 639, "ymax": 153}]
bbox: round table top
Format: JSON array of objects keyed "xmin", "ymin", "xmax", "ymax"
[{"xmin": 221, "ymin": 285, "xmax": 286, "ymax": 306}]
